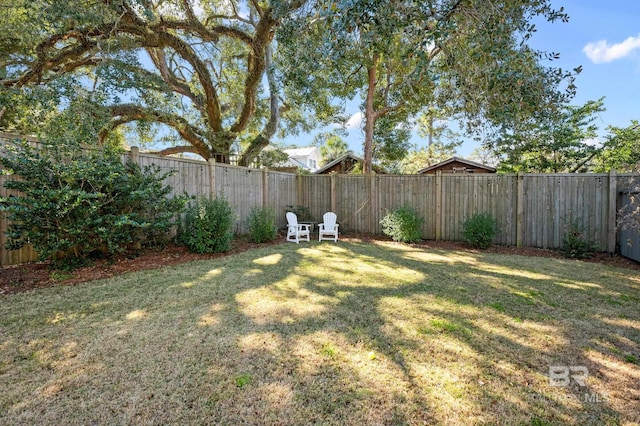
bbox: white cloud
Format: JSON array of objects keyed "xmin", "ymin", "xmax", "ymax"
[
  {"xmin": 583, "ymin": 34, "xmax": 640, "ymax": 64},
  {"xmin": 346, "ymin": 112, "xmax": 363, "ymax": 129}
]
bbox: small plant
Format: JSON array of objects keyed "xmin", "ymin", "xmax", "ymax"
[
  {"xmin": 380, "ymin": 206, "xmax": 423, "ymax": 243},
  {"xmin": 463, "ymin": 212, "xmax": 497, "ymax": 249},
  {"xmin": 181, "ymin": 197, "xmax": 235, "ymax": 253},
  {"xmin": 235, "ymin": 373, "xmax": 252, "ymax": 388},
  {"xmin": 285, "ymin": 205, "xmax": 310, "ymax": 221},
  {"xmin": 560, "ymin": 217, "xmax": 597, "ymax": 259},
  {"xmin": 624, "ymin": 354, "xmax": 638, "ymax": 364},
  {"xmin": 488, "ymin": 302, "xmax": 506, "ymax": 313},
  {"xmin": 50, "ymin": 271, "xmax": 73, "ymax": 281},
  {"xmin": 248, "ymin": 206, "xmax": 277, "ymax": 243}
]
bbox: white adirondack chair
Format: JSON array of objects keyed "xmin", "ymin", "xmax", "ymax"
[
  {"xmin": 286, "ymin": 212, "xmax": 310, "ymax": 243},
  {"xmin": 318, "ymin": 212, "xmax": 339, "ymax": 242}
]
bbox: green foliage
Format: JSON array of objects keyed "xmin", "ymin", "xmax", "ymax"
[
  {"xmin": 395, "ymin": 107, "xmax": 464, "ymax": 174},
  {"xmin": 0, "ymin": 139, "xmax": 186, "ymax": 269},
  {"xmin": 256, "ymin": 146, "xmax": 290, "ymax": 168},
  {"xmin": 235, "ymin": 373, "xmax": 252, "ymax": 388},
  {"xmin": 314, "ymin": 131, "xmax": 349, "ymax": 165},
  {"xmin": 286, "ymin": 205, "xmax": 310, "ymax": 222},
  {"xmin": 181, "ymin": 197, "xmax": 235, "ymax": 253},
  {"xmin": 463, "ymin": 212, "xmax": 498, "ymax": 249},
  {"xmin": 248, "ymin": 206, "xmax": 278, "ymax": 243},
  {"xmin": 560, "ymin": 218, "xmax": 597, "ymax": 259},
  {"xmin": 495, "ymin": 99, "xmax": 605, "ymax": 173},
  {"xmin": 593, "ymin": 121, "xmax": 640, "ymax": 172},
  {"xmin": 279, "ymin": 0, "xmax": 577, "ymax": 174},
  {"xmin": 1, "ymin": 1, "xmax": 304, "ymax": 166},
  {"xmin": 380, "ymin": 206, "xmax": 423, "ymax": 243}
]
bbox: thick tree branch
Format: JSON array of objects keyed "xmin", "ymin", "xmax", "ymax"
[
  {"xmin": 229, "ymin": 14, "xmax": 276, "ymax": 133},
  {"xmin": 238, "ymin": 43, "xmax": 280, "ymax": 166},
  {"xmin": 152, "ymin": 145, "xmax": 202, "ymax": 156},
  {"xmin": 146, "ymin": 47, "xmax": 205, "ymax": 111},
  {"xmin": 101, "ymin": 104, "xmax": 212, "ymax": 159}
]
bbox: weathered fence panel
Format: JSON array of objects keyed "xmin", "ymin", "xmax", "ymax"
[
  {"xmin": 267, "ymin": 171, "xmax": 298, "ymax": 229},
  {"xmin": 133, "ymin": 152, "xmax": 212, "ymax": 199},
  {"xmin": 298, "ymin": 175, "xmax": 332, "ymax": 224},
  {"xmin": 521, "ymin": 174, "xmax": 611, "ymax": 250},
  {"xmin": 440, "ymin": 174, "xmax": 518, "ymax": 245},
  {"xmin": 335, "ymin": 175, "xmax": 371, "ymax": 233},
  {"xmin": 373, "ymin": 175, "xmax": 437, "ymax": 239}
]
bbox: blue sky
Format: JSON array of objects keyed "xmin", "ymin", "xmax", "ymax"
[{"xmin": 281, "ymin": 0, "xmax": 640, "ymax": 158}]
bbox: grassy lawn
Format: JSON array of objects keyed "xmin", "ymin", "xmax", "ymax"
[{"xmin": 1, "ymin": 241, "xmax": 639, "ymax": 425}]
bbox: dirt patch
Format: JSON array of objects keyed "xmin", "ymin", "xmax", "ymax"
[{"xmin": 2, "ymin": 234, "xmax": 638, "ymax": 295}]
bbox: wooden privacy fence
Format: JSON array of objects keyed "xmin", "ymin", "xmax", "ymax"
[
  {"xmin": 1, "ymin": 136, "xmax": 638, "ymax": 266},
  {"xmin": 297, "ymin": 171, "xmax": 632, "ymax": 253}
]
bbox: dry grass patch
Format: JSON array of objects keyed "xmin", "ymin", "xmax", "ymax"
[{"xmin": 1, "ymin": 241, "xmax": 639, "ymax": 425}]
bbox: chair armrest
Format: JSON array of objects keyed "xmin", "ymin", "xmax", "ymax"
[{"xmin": 299, "ymin": 224, "xmax": 311, "ymax": 231}]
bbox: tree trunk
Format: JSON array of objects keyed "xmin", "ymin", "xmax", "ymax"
[{"xmin": 363, "ymin": 53, "xmax": 380, "ymax": 175}]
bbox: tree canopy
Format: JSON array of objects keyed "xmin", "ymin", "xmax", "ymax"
[
  {"xmin": 2, "ymin": 0, "xmax": 581, "ymax": 171},
  {"xmin": 278, "ymin": 0, "xmax": 579, "ymax": 173},
  {"xmin": 0, "ymin": 0, "xmax": 305, "ymax": 165}
]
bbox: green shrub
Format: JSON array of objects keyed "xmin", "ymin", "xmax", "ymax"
[
  {"xmin": 285, "ymin": 205, "xmax": 310, "ymax": 221},
  {"xmin": 380, "ymin": 206, "xmax": 423, "ymax": 243},
  {"xmin": 463, "ymin": 212, "xmax": 497, "ymax": 249},
  {"xmin": 181, "ymin": 197, "xmax": 235, "ymax": 253},
  {"xmin": 248, "ymin": 206, "xmax": 278, "ymax": 243},
  {"xmin": 0, "ymin": 139, "xmax": 186, "ymax": 269},
  {"xmin": 561, "ymin": 218, "xmax": 597, "ymax": 259}
]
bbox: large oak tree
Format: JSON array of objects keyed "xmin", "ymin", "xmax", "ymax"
[{"xmin": 0, "ymin": 0, "xmax": 304, "ymax": 165}]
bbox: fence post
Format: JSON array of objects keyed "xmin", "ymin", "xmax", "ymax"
[
  {"xmin": 435, "ymin": 171, "xmax": 442, "ymax": 241},
  {"xmin": 262, "ymin": 167, "xmax": 269, "ymax": 207},
  {"xmin": 516, "ymin": 172, "xmax": 524, "ymax": 248},
  {"xmin": 330, "ymin": 174, "xmax": 337, "ymax": 213},
  {"xmin": 130, "ymin": 146, "xmax": 140, "ymax": 164},
  {"xmin": 208, "ymin": 158, "xmax": 217, "ymax": 200},
  {"xmin": 370, "ymin": 174, "xmax": 377, "ymax": 234},
  {"xmin": 607, "ymin": 169, "xmax": 617, "ymax": 253},
  {"xmin": 296, "ymin": 174, "xmax": 302, "ymax": 208}
]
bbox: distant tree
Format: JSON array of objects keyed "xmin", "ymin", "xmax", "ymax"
[
  {"xmin": 256, "ymin": 146, "xmax": 290, "ymax": 168},
  {"xmin": 468, "ymin": 147, "xmax": 501, "ymax": 168},
  {"xmin": 593, "ymin": 121, "xmax": 640, "ymax": 172},
  {"xmin": 313, "ymin": 132, "xmax": 349, "ymax": 165},
  {"xmin": 494, "ymin": 99, "xmax": 605, "ymax": 173}
]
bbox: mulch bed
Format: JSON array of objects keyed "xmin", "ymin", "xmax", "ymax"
[{"xmin": 2, "ymin": 234, "xmax": 638, "ymax": 296}]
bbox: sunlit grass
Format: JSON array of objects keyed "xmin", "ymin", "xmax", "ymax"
[{"xmin": 1, "ymin": 240, "xmax": 639, "ymax": 425}]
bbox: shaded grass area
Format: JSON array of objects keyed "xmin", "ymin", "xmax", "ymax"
[{"xmin": 1, "ymin": 241, "xmax": 639, "ymax": 425}]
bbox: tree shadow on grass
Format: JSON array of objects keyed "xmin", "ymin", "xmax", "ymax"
[{"xmin": 1, "ymin": 241, "xmax": 639, "ymax": 424}]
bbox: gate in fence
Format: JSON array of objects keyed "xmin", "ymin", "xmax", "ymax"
[{"xmin": 618, "ymin": 191, "xmax": 640, "ymax": 262}]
